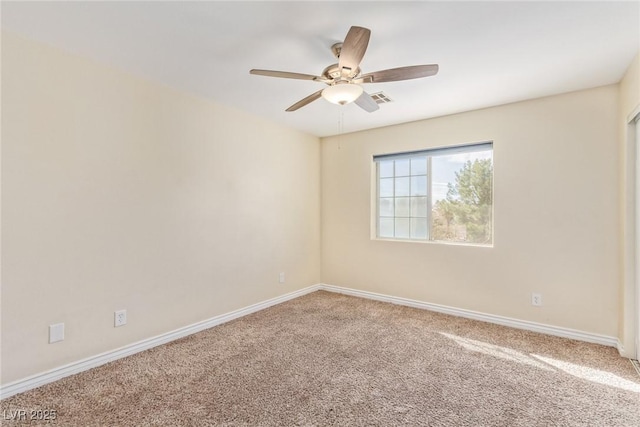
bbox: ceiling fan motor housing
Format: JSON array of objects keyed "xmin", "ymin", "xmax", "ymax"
[{"xmin": 322, "ymin": 64, "xmax": 360, "ymax": 80}]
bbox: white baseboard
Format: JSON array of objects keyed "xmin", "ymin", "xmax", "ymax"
[
  {"xmin": 318, "ymin": 284, "xmax": 619, "ymax": 348},
  {"xmin": 0, "ymin": 284, "xmax": 322, "ymax": 400}
]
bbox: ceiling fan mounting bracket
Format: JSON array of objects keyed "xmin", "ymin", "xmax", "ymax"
[{"xmin": 331, "ymin": 43, "xmax": 343, "ymax": 59}]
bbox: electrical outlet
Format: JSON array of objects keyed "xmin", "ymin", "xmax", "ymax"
[
  {"xmin": 114, "ymin": 310, "xmax": 127, "ymax": 327},
  {"xmin": 49, "ymin": 323, "xmax": 64, "ymax": 343},
  {"xmin": 532, "ymin": 293, "xmax": 542, "ymax": 307},
  {"xmin": 279, "ymin": 272, "xmax": 285, "ymax": 284}
]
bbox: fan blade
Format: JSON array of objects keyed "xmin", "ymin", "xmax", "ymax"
[
  {"xmin": 357, "ymin": 64, "xmax": 439, "ymax": 83},
  {"xmin": 250, "ymin": 69, "xmax": 326, "ymax": 82},
  {"xmin": 286, "ymin": 89, "xmax": 324, "ymax": 112},
  {"xmin": 354, "ymin": 92, "xmax": 379, "ymax": 113},
  {"xmin": 338, "ymin": 26, "xmax": 371, "ymax": 74}
]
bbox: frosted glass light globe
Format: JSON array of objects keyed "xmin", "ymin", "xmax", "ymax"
[{"xmin": 322, "ymin": 83, "xmax": 363, "ymax": 105}]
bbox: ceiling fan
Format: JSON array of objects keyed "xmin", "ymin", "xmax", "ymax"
[{"xmin": 250, "ymin": 26, "xmax": 439, "ymax": 113}]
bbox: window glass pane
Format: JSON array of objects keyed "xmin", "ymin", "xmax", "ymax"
[
  {"xmin": 395, "ymin": 197, "xmax": 410, "ymax": 217},
  {"xmin": 395, "ymin": 218, "xmax": 410, "ymax": 238},
  {"xmin": 379, "ymin": 218, "xmax": 394, "ymax": 238},
  {"xmin": 411, "ymin": 218, "xmax": 428, "ymax": 239},
  {"xmin": 379, "ymin": 178, "xmax": 394, "ymax": 197},
  {"xmin": 410, "ymin": 157, "xmax": 427, "ymax": 175},
  {"xmin": 379, "ymin": 161, "xmax": 394, "ymax": 178},
  {"xmin": 410, "ymin": 197, "xmax": 427, "ymax": 217},
  {"xmin": 395, "ymin": 159, "xmax": 410, "ymax": 176},
  {"xmin": 410, "ymin": 176, "xmax": 427, "ymax": 196},
  {"xmin": 395, "ymin": 177, "xmax": 410, "ymax": 197},
  {"xmin": 431, "ymin": 150, "xmax": 493, "ymax": 244},
  {"xmin": 379, "ymin": 198, "xmax": 394, "ymax": 217}
]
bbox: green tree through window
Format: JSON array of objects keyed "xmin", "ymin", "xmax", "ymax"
[{"xmin": 432, "ymin": 158, "xmax": 493, "ymax": 244}]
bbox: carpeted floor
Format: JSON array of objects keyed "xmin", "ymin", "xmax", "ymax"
[{"xmin": 2, "ymin": 291, "xmax": 639, "ymax": 426}]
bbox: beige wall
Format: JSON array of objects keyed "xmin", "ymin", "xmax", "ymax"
[
  {"xmin": 1, "ymin": 32, "xmax": 321, "ymax": 384},
  {"xmin": 619, "ymin": 53, "xmax": 640, "ymax": 357},
  {"xmin": 322, "ymin": 85, "xmax": 620, "ymax": 337}
]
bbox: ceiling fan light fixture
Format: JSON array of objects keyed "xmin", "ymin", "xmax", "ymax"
[{"xmin": 322, "ymin": 83, "xmax": 363, "ymax": 105}]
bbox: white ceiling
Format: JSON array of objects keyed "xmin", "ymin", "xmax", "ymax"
[{"xmin": 2, "ymin": 1, "xmax": 639, "ymax": 137}]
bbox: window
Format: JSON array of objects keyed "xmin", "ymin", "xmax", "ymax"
[{"xmin": 374, "ymin": 142, "xmax": 493, "ymax": 245}]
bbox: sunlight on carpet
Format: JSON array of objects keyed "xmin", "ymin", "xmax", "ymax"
[
  {"xmin": 531, "ymin": 354, "xmax": 640, "ymax": 393},
  {"xmin": 441, "ymin": 331, "xmax": 640, "ymax": 393},
  {"xmin": 440, "ymin": 332, "xmax": 553, "ymax": 371}
]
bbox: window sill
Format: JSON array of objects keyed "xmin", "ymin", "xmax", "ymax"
[{"xmin": 373, "ymin": 237, "xmax": 493, "ymax": 248}]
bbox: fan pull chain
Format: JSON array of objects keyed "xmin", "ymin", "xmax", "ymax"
[{"xmin": 337, "ymin": 111, "xmax": 344, "ymax": 150}]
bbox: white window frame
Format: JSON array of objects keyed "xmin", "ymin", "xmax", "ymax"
[{"xmin": 372, "ymin": 141, "xmax": 493, "ymax": 245}]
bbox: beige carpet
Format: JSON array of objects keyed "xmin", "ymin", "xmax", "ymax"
[{"xmin": 2, "ymin": 291, "xmax": 639, "ymax": 426}]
